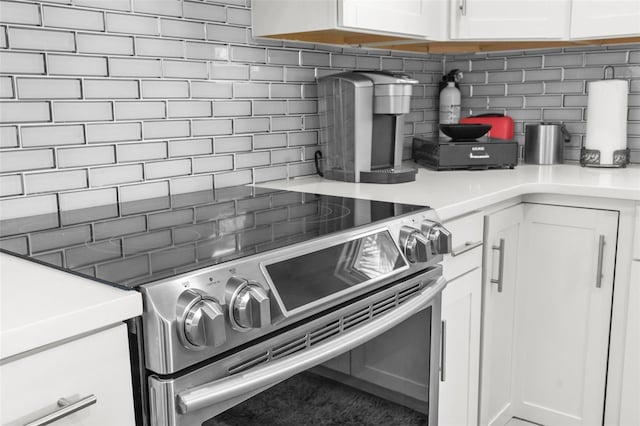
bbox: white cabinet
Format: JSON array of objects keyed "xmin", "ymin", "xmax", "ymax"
[
  {"xmin": 439, "ymin": 268, "xmax": 481, "ymax": 426},
  {"xmin": 571, "ymin": 0, "xmax": 640, "ymax": 39},
  {"xmin": 252, "ymin": 0, "xmax": 435, "ymax": 42},
  {"xmin": 480, "ymin": 204, "xmax": 524, "ymax": 426},
  {"xmin": 449, "ymin": 0, "xmax": 571, "ymax": 40},
  {"xmin": 0, "ymin": 324, "xmax": 136, "ymax": 426},
  {"xmin": 619, "ymin": 260, "xmax": 640, "ymax": 425},
  {"xmin": 512, "ymin": 203, "xmax": 617, "ymax": 426}
]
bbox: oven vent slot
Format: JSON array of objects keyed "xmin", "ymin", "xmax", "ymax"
[
  {"xmin": 343, "ymin": 307, "xmax": 371, "ymax": 331},
  {"xmin": 228, "ymin": 352, "xmax": 269, "ymax": 374},
  {"xmin": 372, "ymin": 295, "xmax": 397, "ymax": 317},
  {"xmin": 271, "ymin": 336, "xmax": 307, "ymax": 359},
  {"xmin": 309, "ymin": 320, "xmax": 340, "ymax": 345},
  {"xmin": 398, "ymin": 283, "xmax": 422, "ymax": 304}
]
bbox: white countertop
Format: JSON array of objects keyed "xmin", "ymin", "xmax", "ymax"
[
  {"xmin": 0, "ymin": 253, "xmax": 142, "ymax": 360},
  {"xmin": 259, "ymin": 163, "xmax": 640, "ymax": 220}
]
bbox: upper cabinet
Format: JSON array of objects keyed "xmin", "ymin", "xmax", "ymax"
[
  {"xmin": 449, "ymin": 0, "xmax": 571, "ymax": 40},
  {"xmin": 570, "ymin": 0, "xmax": 640, "ymax": 39},
  {"xmin": 252, "ymin": 0, "xmax": 444, "ymax": 45}
]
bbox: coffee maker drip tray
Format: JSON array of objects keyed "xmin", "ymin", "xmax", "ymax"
[
  {"xmin": 412, "ymin": 136, "xmax": 518, "ymax": 171},
  {"xmin": 360, "ymin": 167, "xmax": 417, "ymax": 184}
]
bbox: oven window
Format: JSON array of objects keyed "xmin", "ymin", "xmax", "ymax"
[{"xmin": 264, "ymin": 230, "xmax": 407, "ymax": 312}]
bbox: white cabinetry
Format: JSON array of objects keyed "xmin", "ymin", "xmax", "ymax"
[
  {"xmin": 0, "ymin": 324, "xmax": 136, "ymax": 426},
  {"xmin": 449, "ymin": 0, "xmax": 571, "ymax": 40},
  {"xmin": 571, "ymin": 0, "xmax": 640, "ymax": 39},
  {"xmin": 619, "ymin": 260, "xmax": 640, "ymax": 426}
]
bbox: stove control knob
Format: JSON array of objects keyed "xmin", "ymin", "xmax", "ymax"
[
  {"xmin": 422, "ymin": 220, "xmax": 452, "ymax": 255},
  {"xmin": 181, "ymin": 294, "xmax": 226, "ymax": 349},
  {"xmin": 399, "ymin": 226, "xmax": 430, "ymax": 263},
  {"xmin": 227, "ymin": 278, "xmax": 271, "ymax": 330}
]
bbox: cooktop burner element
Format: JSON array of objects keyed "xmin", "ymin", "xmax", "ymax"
[{"xmin": 0, "ymin": 186, "xmax": 424, "ymax": 289}]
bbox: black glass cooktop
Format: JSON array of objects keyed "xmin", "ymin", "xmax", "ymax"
[{"xmin": 0, "ymin": 186, "xmax": 426, "ymax": 289}]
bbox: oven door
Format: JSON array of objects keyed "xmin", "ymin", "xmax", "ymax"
[{"xmin": 148, "ymin": 272, "xmax": 445, "ymax": 426}]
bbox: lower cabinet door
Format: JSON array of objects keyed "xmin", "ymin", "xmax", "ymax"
[
  {"xmin": 620, "ymin": 261, "xmax": 640, "ymax": 426},
  {"xmin": 0, "ymin": 323, "xmax": 136, "ymax": 426},
  {"xmin": 439, "ymin": 267, "xmax": 482, "ymax": 426}
]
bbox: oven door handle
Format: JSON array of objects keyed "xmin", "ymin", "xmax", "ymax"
[{"xmin": 176, "ymin": 276, "xmax": 447, "ymax": 415}]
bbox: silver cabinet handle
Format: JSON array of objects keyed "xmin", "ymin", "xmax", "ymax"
[
  {"xmin": 450, "ymin": 240, "xmax": 483, "ymax": 257},
  {"xmin": 459, "ymin": 0, "xmax": 467, "ymax": 16},
  {"xmin": 595, "ymin": 235, "xmax": 605, "ymax": 288},
  {"xmin": 25, "ymin": 395, "xmax": 97, "ymax": 426},
  {"xmin": 490, "ymin": 238, "xmax": 505, "ymax": 293},
  {"xmin": 469, "ymin": 152, "xmax": 490, "ymax": 159},
  {"xmin": 440, "ymin": 320, "xmax": 447, "ymax": 382},
  {"xmin": 176, "ymin": 277, "xmax": 448, "ymax": 414}
]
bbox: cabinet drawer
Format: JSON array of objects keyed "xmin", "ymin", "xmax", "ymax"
[
  {"xmin": 442, "ymin": 211, "xmax": 484, "ymax": 281},
  {"xmin": 1, "ymin": 324, "xmax": 135, "ymax": 426}
]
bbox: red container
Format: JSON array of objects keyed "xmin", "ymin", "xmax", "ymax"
[{"xmin": 460, "ymin": 114, "xmax": 514, "ymax": 140}]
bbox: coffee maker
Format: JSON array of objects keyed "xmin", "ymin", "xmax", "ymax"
[{"xmin": 317, "ymin": 71, "xmax": 418, "ymax": 183}]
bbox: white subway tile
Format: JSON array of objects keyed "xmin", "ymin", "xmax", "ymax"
[
  {"xmin": 253, "ymin": 133, "xmax": 286, "ymax": 149},
  {"xmin": 186, "ymin": 41, "xmax": 228, "ymax": 61},
  {"xmin": 48, "ymin": 55, "xmax": 108, "ymax": 76},
  {"xmin": 192, "ymin": 119, "xmax": 232, "ymax": 136},
  {"xmin": 132, "ymin": 0, "xmax": 181, "ymax": 17},
  {"xmin": 487, "ymin": 71, "xmax": 523, "ymax": 83},
  {"xmin": 144, "ymin": 120, "xmax": 190, "ymax": 139},
  {"xmin": 25, "ymin": 169, "xmax": 87, "ymax": 194},
  {"xmin": 0, "ymin": 101, "xmax": 50, "ymax": 123},
  {"xmin": 507, "ymin": 56, "xmax": 543, "ymax": 69},
  {"xmin": 164, "ymin": 60, "xmax": 208, "ymax": 79},
  {"xmin": 226, "ymin": 7, "xmax": 250, "ymax": 25},
  {"xmin": 268, "ymin": 49, "xmax": 299, "ymax": 66},
  {"xmin": 183, "ymin": 1, "xmax": 225, "ymax": 21},
  {"xmin": 144, "ymin": 158, "xmax": 191, "ymax": 179},
  {"xmin": 289, "ymin": 161, "xmax": 315, "ymax": 178},
  {"xmin": 272, "ymin": 116, "xmax": 302, "ymax": 131},
  {"xmin": 117, "ymin": 141, "xmax": 167, "ymax": 162},
  {"xmin": 0, "ymin": 174, "xmax": 23, "ymax": 197},
  {"xmin": 542, "ymin": 108, "xmax": 583, "ymax": 121},
  {"xmin": 234, "ymin": 117, "xmax": 269, "ymax": 134},
  {"xmin": 141, "ymin": 80, "xmax": 189, "ymax": 98},
  {"xmin": 210, "ymin": 62, "xmax": 249, "ymax": 80},
  {"xmin": 169, "ymin": 138, "xmax": 212, "ymax": 157},
  {"xmin": 94, "ymin": 216, "xmax": 146, "ymax": 240},
  {"xmin": 58, "ymin": 145, "xmax": 115, "ymax": 167},
  {"xmin": 53, "ymin": 101, "xmax": 113, "ymax": 122},
  {"xmin": 301, "ymin": 51, "xmax": 330, "ymax": 67},
  {"xmin": 214, "ymin": 135, "xmax": 251, "ymax": 153},
  {"xmin": 507, "ymin": 82, "xmax": 544, "ymax": 95},
  {"xmin": 0, "ymin": 194, "xmax": 58, "ymax": 221},
  {"xmin": 192, "ymin": 154, "xmax": 232, "ymax": 173},
  {"xmin": 233, "ymin": 82, "xmax": 269, "ymax": 98},
  {"xmin": 0, "ymin": 148, "xmax": 54, "ymax": 173},
  {"xmin": 8, "ymin": 27, "xmax": 75, "ymax": 52},
  {"xmin": 59, "ymin": 187, "xmax": 117, "ymax": 211},
  {"xmin": 0, "ymin": 1, "xmax": 41, "ymax": 25},
  {"xmin": 331, "ymin": 54, "xmax": 356, "ymax": 68},
  {"xmin": 545, "ymin": 81, "xmax": 584, "ymax": 94},
  {"xmin": 0, "ymin": 76, "xmax": 13, "ymax": 98},
  {"xmin": 271, "ymin": 83, "xmax": 302, "ymax": 98},
  {"xmin": 169, "ymin": 175, "xmax": 212, "ymax": 194},
  {"xmin": 214, "ymin": 169, "xmax": 251, "ymax": 188},
  {"xmin": 236, "ymin": 151, "xmax": 269, "ymax": 168},
  {"xmin": 206, "ymin": 23, "xmax": 245, "ymax": 43},
  {"xmin": 585, "ymin": 51, "xmax": 627, "ymax": 66},
  {"xmin": 42, "ymin": 5, "xmax": 104, "ymax": 31},
  {"xmin": 168, "ymin": 100, "xmax": 211, "ymax": 118},
  {"xmin": 17, "ymin": 78, "xmax": 81, "ymax": 99},
  {"xmin": 105, "ymin": 12, "xmax": 159, "ymax": 36},
  {"xmin": 86, "ymin": 122, "xmax": 141, "ymax": 143},
  {"xmin": 356, "ymin": 56, "xmax": 379, "ymax": 69},
  {"xmin": 90, "ymin": 164, "xmax": 143, "ymax": 186},
  {"xmin": 77, "ymin": 33, "xmax": 133, "ymax": 55},
  {"xmin": 381, "ymin": 57, "xmax": 403, "ymax": 70},
  {"xmin": 74, "ymin": 0, "xmax": 130, "ymax": 11},
  {"xmin": 191, "ymin": 81, "xmax": 231, "ymax": 98},
  {"xmin": 254, "ymin": 165, "xmax": 287, "ymax": 183},
  {"xmin": 84, "ymin": 79, "xmax": 139, "ymax": 99},
  {"xmin": 161, "ymin": 18, "xmax": 204, "ymax": 39},
  {"xmin": 0, "ymin": 125, "xmax": 18, "ymax": 148},
  {"xmin": 214, "ymin": 100, "xmax": 250, "ymax": 117},
  {"xmin": 109, "ymin": 57, "xmax": 162, "ymax": 78},
  {"xmin": 253, "ymin": 100, "xmax": 286, "ymax": 116},
  {"xmin": 0, "ymin": 25, "xmax": 5, "ymax": 49},
  {"xmin": 285, "ymin": 67, "xmax": 315, "ymax": 82},
  {"xmin": 21, "ymin": 124, "xmax": 84, "ymax": 147},
  {"xmin": 289, "ymin": 131, "xmax": 317, "ymax": 146},
  {"xmin": 136, "ymin": 37, "xmax": 184, "ymax": 58},
  {"xmin": 288, "ymin": 100, "xmax": 316, "ymax": 114},
  {"xmin": 250, "ymin": 65, "xmax": 283, "ymax": 81},
  {"xmin": 119, "ymin": 181, "xmax": 169, "ymax": 203},
  {"xmin": 524, "ymin": 68, "xmax": 563, "ymax": 82},
  {"xmin": 544, "ymin": 53, "xmax": 584, "ymax": 67},
  {"xmin": 115, "ymin": 101, "xmax": 165, "ymax": 120},
  {"xmin": 231, "ymin": 46, "xmax": 266, "ymax": 63}
]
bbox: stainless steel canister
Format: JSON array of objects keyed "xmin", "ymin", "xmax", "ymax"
[{"xmin": 524, "ymin": 123, "xmax": 571, "ymax": 165}]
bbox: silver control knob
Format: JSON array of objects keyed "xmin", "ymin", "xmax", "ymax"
[
  {"xmin": 399, "ymin": 226, "xmax": 430, "ymax": 263},
  {"xmin": 178, "ymin": 289, "xmax": 226, "ymax": 350},
  {"xmin": 227, "ymin": 278, "xmax": 271, "ymax": 330},
  {"xmin": 422, "ymin": 220, "xmax": 453, "ymax": 255}
]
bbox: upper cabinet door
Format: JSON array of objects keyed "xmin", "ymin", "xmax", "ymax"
[
  {"xmin": 450, "ymin": 0, "xmax": 571, "ymax": 40},
  {"xmin": 571, "ymin": 0, "xmax": 640, "ymax": 39},
  {"xmin": 339, "ymin": 0, "xmax": 431, "ymax": 37}
]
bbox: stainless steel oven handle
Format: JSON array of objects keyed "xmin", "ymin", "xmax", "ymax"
[{"xmin": 176, "ymin": 277, "xmax": 447, "ymax": 415}]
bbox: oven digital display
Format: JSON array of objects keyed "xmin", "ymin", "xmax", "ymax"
[{"xmin": 265, "ymin": 230, "xmax": 407, "ymax": 312}]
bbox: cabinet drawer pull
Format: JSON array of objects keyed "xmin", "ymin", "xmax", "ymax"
[
  {"xmin": 440, "ymin": 320, "xmax": 447, "ymax": 382},
  {"xmin": 595, "ymin": 235, "xmax": 605, "ymax": 288},
  {"xmin": 25, "ymin": 394, "xmax": 97, "ymax": 426},
  {"xmin": 450, "ymin": 240, "xmax": 483, "ymax": 257},
  {"xmin": 490, "ymin": 238, "xmax": 505, "ymax": 293}
]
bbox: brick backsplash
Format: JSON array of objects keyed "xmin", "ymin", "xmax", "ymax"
[{"xmin": 0, "ymin": 0, "xmax": 639, "ymax": 219}]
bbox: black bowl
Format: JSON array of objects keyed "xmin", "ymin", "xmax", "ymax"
[{"xmin": 440, "ymin": 124, "xmax": 491, "ymax": 141}]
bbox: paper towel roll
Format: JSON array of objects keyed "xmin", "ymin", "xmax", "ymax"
[{"xmin": 584, "ymin": 79, "xmax": 628, "ymax": 165}]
